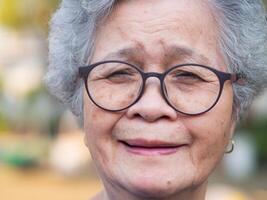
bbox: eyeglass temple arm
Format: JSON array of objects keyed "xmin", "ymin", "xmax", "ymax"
[{"xmin": 231, "ymin": 73, "xmax": 246, "ymax": 85}]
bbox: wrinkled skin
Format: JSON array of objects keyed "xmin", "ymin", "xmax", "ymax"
[{"xmin": 83, "ymin": 0, "xmax": 236, "ymax": 200}]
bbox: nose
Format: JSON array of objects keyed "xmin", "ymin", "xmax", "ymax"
[{"xmin": 126, "ymin": 77, "xmax": 178, "ymax": 122}]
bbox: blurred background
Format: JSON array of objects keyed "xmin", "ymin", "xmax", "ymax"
[{"xmin": 0, "ymin": 0, "xmax": 266, "ymax": 200}]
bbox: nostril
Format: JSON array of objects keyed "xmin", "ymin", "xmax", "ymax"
[
  {"xmin": 132, "ymin": 113, "xmax": 144, "ymax": 120},
  {"xmin": 131, "ymin": 113, "xmax": 158, "ymax": 122},
  {"xmin": 133, "ymin": 113, "xmax": 172, "ymax": 123}
]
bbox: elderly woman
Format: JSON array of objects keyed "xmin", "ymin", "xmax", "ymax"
[{"xmin": 45, "ymin": 0, "xmax": 267, "ymax": 199}]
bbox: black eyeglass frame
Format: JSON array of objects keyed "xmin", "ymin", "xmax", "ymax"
[{"xmin": 79, "ymin": 60, "xmax": 240, "ymax": 116}]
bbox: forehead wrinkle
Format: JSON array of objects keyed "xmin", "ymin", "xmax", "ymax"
[
  {"xmin": 101, "ymin": 42, "xmax": 146, "ymax": 63},
  {"xmin": 99, "ymin": 42, "xmax": 211, "ymax": 69},
  {"xmin": 161, "ymin": 44, "xmax": 211, "ymax": 67}
]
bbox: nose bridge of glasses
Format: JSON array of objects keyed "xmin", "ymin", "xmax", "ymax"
[
  {"xmin": 144, "ymin": 72, "xmax": 164, "ymax": 83},
  {"xmin": 138, "ymin": 71, "xmax": 169, "ymax": 107},
  {"xmin": 141, "ymin": 72, "xmax": 165, "ymax": 98}
]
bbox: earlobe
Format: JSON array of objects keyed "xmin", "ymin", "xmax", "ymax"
[
  {"xmin": 84, "ymin": 135, "xmax": 89, "ymax": 148},
  {"xmin": 225, "ymin": 139, "xmax": 235, "ymax": 154},
  {"xmin": 229, "ymin": 119, "xmax": 236, "ymax": 139},
  {"xmin": 224, "ymin": 120, "xmax": 237, "ymax": 154},
  {"xmin": 229, "ymin": 104, "xmax": 239, "ymax": 139}
]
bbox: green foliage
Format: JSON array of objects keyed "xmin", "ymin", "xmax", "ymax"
[
  {"xmin": 239, "ymin": 118, "xmax": 267, "ymax": 166},
  {"xmin": 248, "ymin": 120, "xmax": 267, "ymax": 165}
]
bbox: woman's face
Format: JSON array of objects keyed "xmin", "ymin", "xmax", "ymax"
[{"xmin": 84, "ymin": 0, "xmax": 235, "ymax": 198}]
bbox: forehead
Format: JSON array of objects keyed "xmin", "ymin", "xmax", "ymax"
[{"xmin": 92, "ymin": 0, "xmax": 225, "ymax": 70}]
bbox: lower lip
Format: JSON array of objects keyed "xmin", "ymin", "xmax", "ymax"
[{"xmin": 121, "ymin": 142, "xmax": 184, "ymax": 156}]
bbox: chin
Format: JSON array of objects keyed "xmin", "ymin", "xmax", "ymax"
[
  {"xmin": 130, "ymin": 184, "xmax": 178, "ymax": 199},
  {"xmin": 121, "ymin": 174, "xmax": 194, "ymax": 199}
]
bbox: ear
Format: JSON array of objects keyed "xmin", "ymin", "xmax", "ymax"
[
  {"xmin": 229, "ymin": 119, "xmax": 236, "ymax": 139},
  {"xmin": 229, "ymin": 103, "xmax": 239, "ymax": 139},
  {"xmin": 84, "ymin": 134, "xmax": 89, "ymax": 148}
]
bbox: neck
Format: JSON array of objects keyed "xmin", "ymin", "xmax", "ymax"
[{"xmin": 90, "ymin": 181, "xmax": 208, "ymax": 200}]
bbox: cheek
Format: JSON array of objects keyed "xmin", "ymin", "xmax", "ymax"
[
  {"xmin": 83, "ymin": 94, "xmax": 118, "ymax": 137},
  {"xmin": 186, "ymin": 117, "xmax": 232, "ymax": 184},
  {"xmin": 83, "ymin": 94, "xmax": 123, "ymax": 166},
  {"xmin": 186, "ymin": 87, "xmax": 235, "ymax": 177},
  {"xmin": 190, "ymin": 116, "xmax": 230, "ymax": 161}
]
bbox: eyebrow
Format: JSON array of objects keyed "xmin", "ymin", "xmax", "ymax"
[
  {"xmin": 164, "ymin": 45, "xmax": 210, "ymax": 65},
  {"xmin": 101, "ymin": 44, "xmax": 210, "ymax": 66},
  {"xmin": 102, "ymin": 46, "xmax": 145, "ymax": 61}
]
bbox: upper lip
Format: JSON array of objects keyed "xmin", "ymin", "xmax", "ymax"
[{"xmin": 119, "ymin": 139, "xmax": 185, "ymax": 148}]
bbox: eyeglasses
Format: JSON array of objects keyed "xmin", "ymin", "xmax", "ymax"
[{"xmin": 79, "ymin": 60, "xmax": 241, "ymax": 115}]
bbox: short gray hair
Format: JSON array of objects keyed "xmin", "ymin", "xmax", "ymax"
[{"xmin": 44, "ymin": 0, "xmax": 267, "ymax": 120}]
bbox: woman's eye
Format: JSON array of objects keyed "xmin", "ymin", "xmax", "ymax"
[
  {"xmin": 107, "ymin": 70, "xmax": 132, "ymax": 78},
  {"xmin": 176, "ymin": 72, "xmax": 202, "ymax": 80},
  {"xmin": 102, "ymin": 69, "xmax": 139, "ymax": 84}
]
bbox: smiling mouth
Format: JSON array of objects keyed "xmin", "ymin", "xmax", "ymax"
[{"xmin": 119, "ymin": 140, "xmax": 186, "ymax": 156}]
